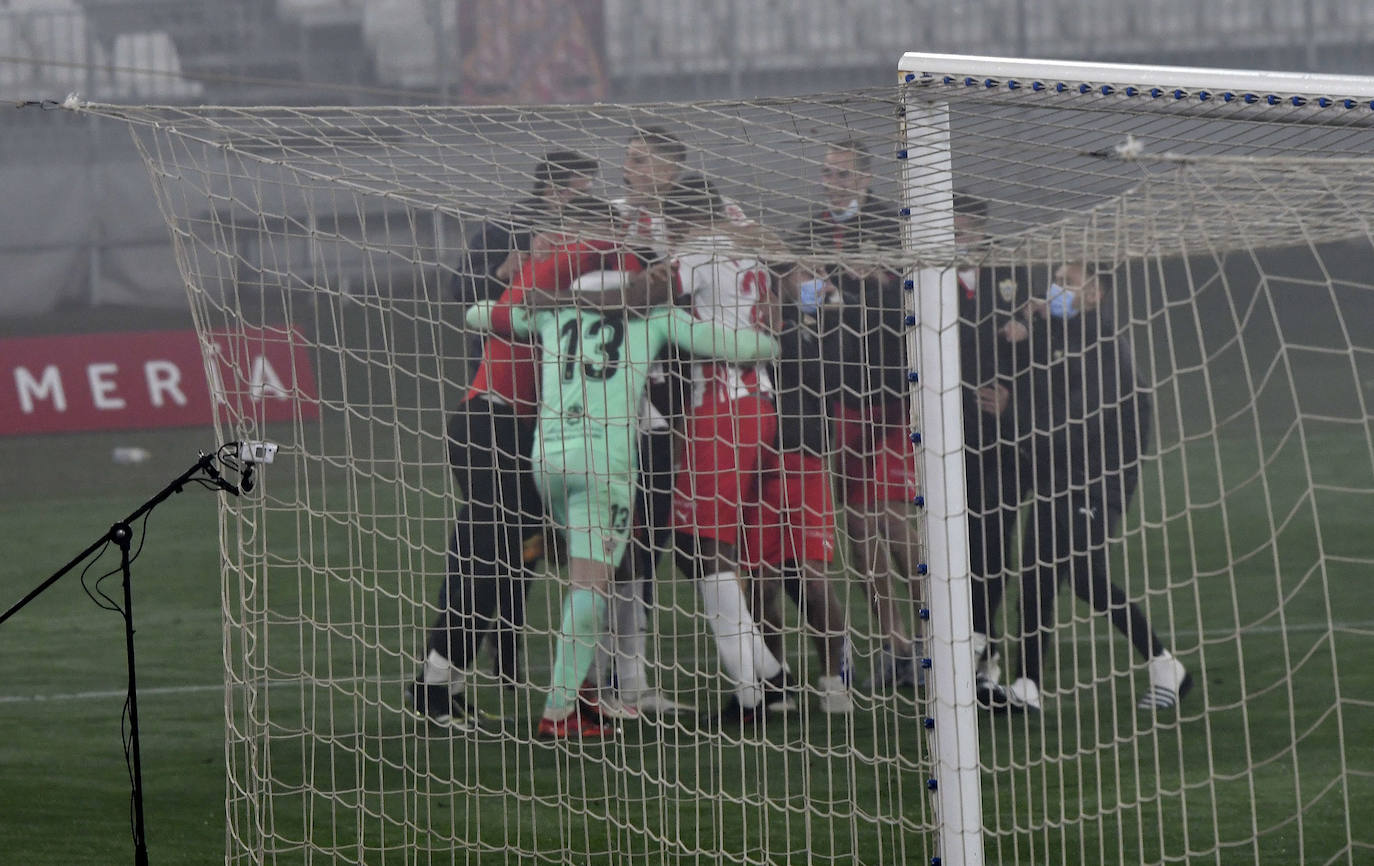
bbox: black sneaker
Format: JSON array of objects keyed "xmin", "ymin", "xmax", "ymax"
[
  {"xmin": 866, "ymin": 644, "xmax": 921, "ymax": 691},
  {"xmin": 763, "ymin": 670, "xmax": 801, "ymax": 713},
  {"xmin": 976, "ymin": 676, "xmax": 1010, "ymax": 711},
  {"xmin": 711, "ymin": 695, "xmax": 764, "ymax": 727},
  {"xmin": 404, "ymin": 679, "xmax": 490, "ymax": 731}
]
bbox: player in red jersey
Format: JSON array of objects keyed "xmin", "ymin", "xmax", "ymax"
[
  {"xmin": 598, "ymin": 126, "xmax": 757, "ymax": 717},
  {"xmin": 662, "ymin": 176, "xmax": 796, "ymax": 724},
  {"xmin": 748, "ymin": 271, "xmax": 855, "ymax": 715}
]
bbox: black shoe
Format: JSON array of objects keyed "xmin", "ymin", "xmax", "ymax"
[
  {"xmin": 976, "ymin": 676, "xmax": 1010, "ymax": 711},
  {"xmin": 405, "ymin": 679, "xmax": 490, "ymax": 731},
  {"xmin": 711, "ymin": 695, "xmax": 764, "ymax": 727},
  {"xmin": 763, "ymin": 670, "xmax": 801, "ymax": 713},
  {"xmin": 866, "ymin": 644, "xmax": 921, "ymax": 691}
]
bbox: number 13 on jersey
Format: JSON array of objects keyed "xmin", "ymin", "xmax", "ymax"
[{"xmin": 559, "ymin": 315, "xmax": 625, "ymax": 382}]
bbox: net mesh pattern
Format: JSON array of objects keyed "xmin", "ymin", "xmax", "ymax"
[{"xmin": 74, "ymin": 68, "xmax": 1374, "ymax": 863}]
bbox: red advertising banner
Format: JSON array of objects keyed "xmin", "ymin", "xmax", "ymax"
[{"xmin": 0, "ymin": 327, "xmax": 319, "ymax": 436}]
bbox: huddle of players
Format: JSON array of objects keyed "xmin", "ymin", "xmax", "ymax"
[{"xmin": 407, "ymin": 127, "xmax": 1192, "ymax": 739}]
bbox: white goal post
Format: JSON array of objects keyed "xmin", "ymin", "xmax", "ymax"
[
  {"xmin": 57, "ymin": 48, "xmax": 1374, "ymax": 866},
  {"xmin": 897, "ymin": 52, "xmax": 1374, "ymax": 866}
]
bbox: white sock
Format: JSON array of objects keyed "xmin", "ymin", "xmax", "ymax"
[
  {"xmin": 696, "ymin": 571, "xmax": 782, "ymax": 704},
  {"xmin": 611, "ymin": 583, "xmax": 650, "ymax": 696},
  {"xmin": 972, "ymin": 631, "xmax": 988, "ymax": 677},
  {"xmin": 422, "ymin": 649, "xmax": 451, "ymax": 686}
]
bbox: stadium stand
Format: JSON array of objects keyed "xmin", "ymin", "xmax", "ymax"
[{"xmin": 6, "ymin": 0, "xmax": 1374, "ymax": 315}]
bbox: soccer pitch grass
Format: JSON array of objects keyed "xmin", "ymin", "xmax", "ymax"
[{"xmin": 2, "ymin": 423, "xmax": 1373, "ymax": 864}]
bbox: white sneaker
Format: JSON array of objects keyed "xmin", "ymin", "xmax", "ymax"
[
  {"xmin": 973, "ymin": 634, "xmax": 1002, "ymax": 685},
  {"xmin": 620, "ymin": 688, "xmax": 692, "ymax": 715},
  {"xmin": 579, "ymin": 684, "xmax": 640, "ymax": 721},
  {"xmin": 817, "ymin": 675, "xmax": 854, "ymax": 715},
  {"xmin": 1004, "ymin": 677, "xmax": 1043, "ymax": 712},
  {"xmin": 1138, "ymin": 651, "xmax": 1193, "ymax": 710}
]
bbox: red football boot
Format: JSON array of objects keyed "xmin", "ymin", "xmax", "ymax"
[{"xmin": 537, "ymin": 705, "xmax": 617, "ymax": 740}]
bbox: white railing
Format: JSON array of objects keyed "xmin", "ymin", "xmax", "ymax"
[
  {"xmin": 605, "ymin": 0, "xmax": 1374, "ymax": 80},
  {"xmin": 4, "ymin": 1, "xmax": 1372, "ymax": 106}
]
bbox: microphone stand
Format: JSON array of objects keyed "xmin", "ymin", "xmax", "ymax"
[{"xmin": 0, "ymin": 449, "xmax": 248, "ymax": 866}]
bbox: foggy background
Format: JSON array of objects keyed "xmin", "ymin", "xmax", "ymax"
[{"xmin": 3, "ymin": 0, "xmax": 1374, "ymax": 317}]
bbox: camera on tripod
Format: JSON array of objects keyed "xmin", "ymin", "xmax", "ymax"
[{"xmin": 237, "ymin": 441, "xmax": 278, "ymax": 464}]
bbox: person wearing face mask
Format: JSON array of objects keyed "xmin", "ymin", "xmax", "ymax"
[
  {"xmin": 952, "ymin": 194, "xmax": 1034, "ymax": 707},
  {"xmin": 993, "ymin": 262, "xmax": 1191, "ymax": 714},
  {"xmin": 790, "ymin": 138, "xmax": 920, "ymax": 693}
]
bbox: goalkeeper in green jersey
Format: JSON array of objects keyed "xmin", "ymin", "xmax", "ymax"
[{"xmin": 467, "ymin": 267, "xmax": 780, "ymax": 739}]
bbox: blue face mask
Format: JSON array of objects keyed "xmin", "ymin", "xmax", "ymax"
[
  {"xmin": 797, "ymin": 278, "xmax": 827, "ymax": 314},
  {"xmin": 1046, "ymin": 282, "xmax": 1078, "ymax": 319}
]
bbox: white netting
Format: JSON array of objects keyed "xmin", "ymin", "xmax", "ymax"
[{"xmin": 76, "ymin": 63, "xmax": 1374, "ymax": 864}]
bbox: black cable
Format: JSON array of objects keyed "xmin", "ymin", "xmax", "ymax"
[
  {"xmin": 78, "ymin": 542, "xmax": 116, "ymax": 613},
  {"xmin": 122, "ymin": 695, "xmax": 135, "ymax": 840},
  {"xmin": 7, "ymin": 442, "xmax": 250, "ymax": 866},
  {"xmin": 91, "ymin": 513, "xmax": 152, "ymax": 618},
  {"xmin": 91, "ymin": 563, "xmax": 124, "ymax": 614}
]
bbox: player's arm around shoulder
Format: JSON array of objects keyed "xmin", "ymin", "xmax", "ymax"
[
  {"xmin": 521, "ymin": 252, "xmax": 670, "ymax": 319},
  {"xmin": 661, "ymin": 306, "xmax": 779, "ymax": 362},
  {"xmin": 466, "ymin": 298, "xmax": 533, "ymax": 337}
]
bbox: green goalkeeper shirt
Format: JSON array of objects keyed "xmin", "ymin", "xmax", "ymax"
[{"xmin": 467, "ymin": 301, "xmax": 779, "ymax": 482}]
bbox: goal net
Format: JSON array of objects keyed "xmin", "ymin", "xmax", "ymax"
[{"xmin": 74, "ymin": 52, "xmax": 1374, "ymax": 865}]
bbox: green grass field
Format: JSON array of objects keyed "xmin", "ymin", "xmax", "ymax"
[
  {"xmin": 3, "ymin": 295, "xmax": 1373, "ymax": 864},
  {"xmin": 4, "ymin": 417, "xmax": 1373, "ymax": 865}
]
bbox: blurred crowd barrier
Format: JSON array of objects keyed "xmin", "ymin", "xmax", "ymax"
[{"xmin": 5, "ymin": 1, "xmax": 1373, "ymax": 106}]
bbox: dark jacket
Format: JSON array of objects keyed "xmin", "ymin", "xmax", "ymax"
[
  {"xmin": 789, "ymin": 195, "xmax": 907, "ymax": 408},
  {"xmin": 771, "ymin": 302, "xmax": 849, "ymax": 455},
  {"xmin": 958, "ymin": 265, "xmax": 1032, "ymax": 451},
  {"xmin": 450, "ymin": 196, "xmax": 544, "ymax": 305},
  {"xmin": 1022, "ymin": 303, "xmax": 1151, "ymax": 514}
]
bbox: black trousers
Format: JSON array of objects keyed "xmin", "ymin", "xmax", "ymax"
[
  {"xmin": 1014, "ymin": 448, "xmax": 1160, "ymax": 687},
  {"xmin": 629, "ymin": 426, "xmax": 676, "ymax": 596},
  {"xmin": 426, "ymin": 397, "xmax": 544, "ymax": 671},
  {"xmin": 966, "ymin": 439, "xmax": 1032, "ymax": 639}
]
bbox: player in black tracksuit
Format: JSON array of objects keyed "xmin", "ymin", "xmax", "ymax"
[
  {"xmin": 788, "ymin": 143, "xmax": 920, "ymax": 688},
  {"xmin": 1000, "ymin": 263, "xmax": 1189, "ymax": 710},
  {"xmin": 953, "ymin": 195, "xmax": 1034, "ymax": 701}
]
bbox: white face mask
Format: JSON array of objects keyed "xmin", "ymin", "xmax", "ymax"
[
  {"xmin": 831, "ymin": 199, "xmax": 860, "ymax": 222},
  {"xmin": 1046, "ymin": 282, "xmax": 1079, "ymax": 318}
]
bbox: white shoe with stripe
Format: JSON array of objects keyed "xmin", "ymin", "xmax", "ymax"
[
  {"xmin": 1005, "ymin": 677, "xmax": 1043, "ymax": 712},
  {"xmin": 1138, "ymin": 651, "xmax": 1193, "ymax": 710},
  {"xmin": 620, "ymin": 688, "xmax": 692, "ymax": 716},
  {"xmin": 817, "ymin": 675, "xmax": 854, "ymax": 715}
]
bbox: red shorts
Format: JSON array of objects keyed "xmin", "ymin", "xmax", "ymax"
[
  {"xmin": 745, "ymin": 451, "xmax": 837, "ymax": 568},
  {"xmin": 832, "ymin": 400, "xmax": 919, "ymax": 509},
  {"xmin": 672, "ymin": 390, "xmax": 778, "ymax": 546}
]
